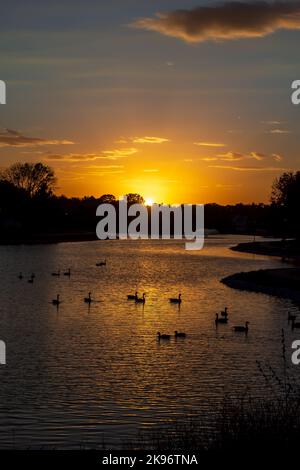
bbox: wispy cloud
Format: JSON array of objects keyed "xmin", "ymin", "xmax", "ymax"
[
  {"xmin": 270, "ymin": 129, "xmax": 291, "ymax": 134},
  {"xmin": 261, "ymin": 120, "xmax": 282, "ymax": 125},
  {"xmin": 45, "ymin": 148, "xmax": 138, "ymax": 162},
  {"xmin": 132, "ymin": 136, "xmax": 169, "ymax": 144},
  {"xmin": 143, "ymin": 169, "xmax": 159, "ymax": 172},
  {"xmin": 0, "ymin": 128, "xmax": 74, "ymax": 148},
  {"xmin": 194, "ymin": 141, "xmax": 226, "ymax": 148},
  {"xmin": 202, "ymin": 151, "xmax": 267, "ymax": 162},
  {"xmin": 46, "ymin": 153, "xmax": 100, "ymax": 161},
  {"xmin": 101, "ymin": 148, "xmax": 138, "ymax": 159},
  {"xmin": 131, "ymin": 1, "xmax": 300, "ymax": 43},
  {"xmin": 209, "ymin": 165, "xmax": 289, "ymax": 172},
  {"xmin": 273, "ymin": 153, "xmax": 284, "ymax": 162}
]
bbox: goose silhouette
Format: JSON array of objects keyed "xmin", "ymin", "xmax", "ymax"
[
  {"xmin": 52, "ymin": 294, "xmax": 61, "ymax": 306},
  {"xmin": 157, "ymin": 332, "xmax": 171, "ymax": 340},
  {"xmin": 127, "ymin": 291, "xmax": 138, "ymax": 300},
  {"xmin": 96, "ymin": 259, "xmax": 106, "ymax": 267},
  {"xmin": 215, "ymin": 313, "xmax": 228, "ymax": 325},
  {"xmin": 135, "ymin": 293, "xmax": 146, "ymax": 304},
  {"xmin": 169, "ymin": 294, "xmax": 182, "ymax": 304},
  {"xmin": 175, "ymin": 331, "xmax": 186, "ymax": 338},
  {"xmin": 63, "ymin": 268, "xmax": 71, "ymax": 276},
  {"xmin": 234, "ymin": 322, "xmax": 249, "ymax": 333},
  {"xmin": 84, "ymin": 292, "xmax": 93, "ymax": 304},
  {"xmin": 221, "ymin": 307, "xmax": 228, "ymax": 317}
]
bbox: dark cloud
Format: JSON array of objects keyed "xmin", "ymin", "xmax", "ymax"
[
  {"xmin": 131, "ymin": 1, "xmax": 300, "ymax": 43},
  {"xmin": 0, "ymin": 128, "xmax": 74, "ymax": 148}
]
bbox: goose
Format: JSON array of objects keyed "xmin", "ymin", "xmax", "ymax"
[
  {"xmin": 292, "ymin": 318, "xmax": 300, "ymax": 330},
  {"xmin": 169, "ymin": 294, "xmax": 182, "ymax": 304},
  {"xmin": 84, "ymin": 292, "xmax": 93, "ymax": 304},
  {"xmin": 135, "ymin": 293, "xmax": 146, "ymax": 304},
  {"xmin": 52, "ymin": 294, "xmax": 61, "ymax": 306},
  {"xmin": 51, "ymin": 270, "xmax": 60, "ymax": 277},
  {"xmin": 63, "ymin": 268, "xmax": 71, "ymax": 277},
  {"xmin": 28, "ymin": 274, "xmax": 35, "ymax": 284},
  {"xmin": 288, "ymin": 312, "xmax": 297, "ymax": 322},
  {"xmin": 234, "ymin": 322, "xmax": 249, "ymax": 333},
  {"xmin": 175, "ymin": 331, "xmax": 186, "ymax": 338},
  {"xmin": 221, "ymin": 307, "xmax": 228, "ymax": 318},
  {"xmin": 127, "ymin": 291, "xmax": 138, "ymax": 300},
  {"xmin": 18, "ymin": 272, "xmax": 23, "ymax": 280},
  {"xmin": 96, "ymin": 259, "xmax": 106, "ymax": 267},
  {"xmin": 157, "ymin": 332, "xmax": 171, "ymax": 340},
  {"xmin": 215, "ymin": 313, "xmax": 228, "ymax": 325}
]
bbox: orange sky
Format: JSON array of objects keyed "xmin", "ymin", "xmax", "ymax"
[{"xmin": 1, "ymin": 0, "xmax": 299, "ymax": 204}]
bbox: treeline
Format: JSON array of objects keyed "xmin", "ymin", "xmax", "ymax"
[{"xmin": 0, "ymin": 162, "xmax": 299, "ymax": 241}]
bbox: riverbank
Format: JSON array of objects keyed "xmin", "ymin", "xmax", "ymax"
[
  {"xmin": 222, "ymin": 268, "xmax": 300, "ymax": 303},
  {"xmin": 0, "ymin": 231, "xmax": 99, "ymax": 245},
  {"xmin": 231, "ymin": 239, "xmax": 300, "ymax": 260}
]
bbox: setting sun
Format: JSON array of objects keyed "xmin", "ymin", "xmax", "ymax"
[{"xmin": 145, "ymin": 198, "xmax": 154, "ymax": 206}]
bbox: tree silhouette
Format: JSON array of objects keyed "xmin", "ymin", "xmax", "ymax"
[
  {"xmin": 271, "ymin": 171, "xmax": 300, "ymax": 238},
  {"xmin": 98, "ymin": 194, "xmax": 116, "ymax": 204},
  {"xmin": 0, "ymin": 162, "xmax": 56, "ymax": 199},
  {"xmin": 125, "ymin": 193, "xmax": 145, "ymax": 205}
]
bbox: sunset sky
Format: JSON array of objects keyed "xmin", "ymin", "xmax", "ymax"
[{"xmin": 1, "ymin": 0, "xmax": 300, "ymax": 204}]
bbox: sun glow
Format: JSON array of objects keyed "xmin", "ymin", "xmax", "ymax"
[{"xmin": 145, "ymin": 198, "xmax": 154, "ymax": 206}]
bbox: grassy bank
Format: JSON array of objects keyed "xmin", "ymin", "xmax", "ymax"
[{"xmin": 221, "ymin": 268, "xmax": 300, "ymax": 302}]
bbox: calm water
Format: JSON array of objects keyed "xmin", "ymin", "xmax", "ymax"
[{"xmin": 0, "ymin": 235, "xmax": 298, "ymax": 449}]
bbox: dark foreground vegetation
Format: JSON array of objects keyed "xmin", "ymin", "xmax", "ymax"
[
  {"xmin": 126, "ymin": 335, "xmax": 300, "ymax": 456},
  {"xmin": 0, "ymin": 162, "xmax": 299, "ymax": 243}
]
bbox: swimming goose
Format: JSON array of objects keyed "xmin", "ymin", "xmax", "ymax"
[
  {"xmin": 169, "ymin": 294, "xmax": 182, "ymax": 304},
  {"xmin": 221, "ymin": 307, "xmax": 228, "ymax": 318},
  {"xmin": 215, "ymin": 313, "xmax": 228, "ymax": 325},
  {"xmin": 28, "ymin": 274, "xmax": 35, "ymax": 284},
  {"xmin": 157, "ymin": 332, "xmax": 171, "ymax": 340},
  {"xmin": 18, "ymin": 272, "xmax": 23, "ymax": 280},
  {"xmin": 63, "ymin": 268, "xmax": 71, "ymax": 276},
  {"xmin": 135, "ymin": 293, "xmax": 146, "ymax": 304},
  {"xmin": 288, "ymin": 312, "xmax": 297, "ymax": 322},
  {"xmin": 51, "ymin": 270, "xmax": 60, "ymax": 277},
  {"xmin": 234, "ymin": 322, "xmax": 249, "ymax": 333},
  {"xmin": 84, "ymin": 292, "xmax": 93, "ymax": 303},
  {"xmin": 127, "ymin": 291, "xmax": 138, "ymax": 300},
  {"xmin": 96, "ymin": 259, "xmax": 106, "ymax": 267},
  {"xmin": 175, "ymin": 331, "xmax": 186, "ymax": 338},
  {"xmin": 52, "ymin": 294, "xmax": 61, "ymax": 306}
]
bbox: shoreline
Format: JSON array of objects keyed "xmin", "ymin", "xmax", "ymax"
[
  {"xmin": 231, "ymin": 239, "xmax": 300, "ymax": 261},
  {"xmin": 222, "ymin": 268, "xmax": 300, "ymax": 303},
  {"xmin": 0, "ymin": 232, "xmax": 99, "ymax": 245}
]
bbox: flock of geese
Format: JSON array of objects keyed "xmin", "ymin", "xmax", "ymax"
[
  {"xmin": 17, "ymin": 260, "xmax": 253, "ymax": 339},
  {"xmin": 214, "ymin": 307, "xmax": 250, "ymax": 333}
]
